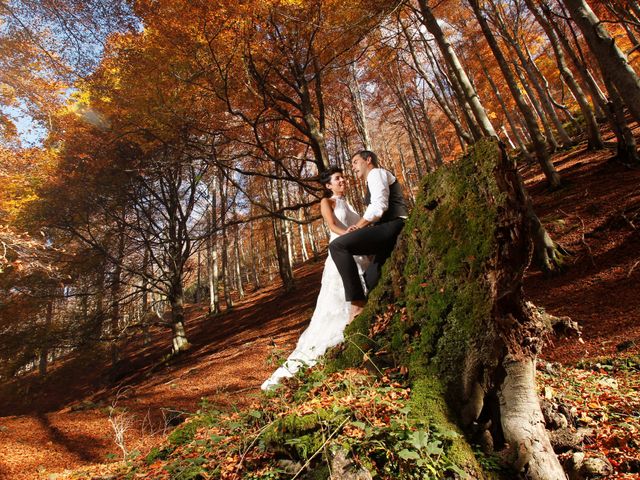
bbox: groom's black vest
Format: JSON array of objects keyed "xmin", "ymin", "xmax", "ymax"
[{"xmin": 364, "ymin": 172, "xmax": 409, "ymax": 224}]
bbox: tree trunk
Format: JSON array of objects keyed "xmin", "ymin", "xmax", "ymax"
[
  {"xmin": 469, "ymin": 0, "xmax": 562, "ymax": 188},
  {"xmin": 401, "ymin": 17, "xmax": 473, "ymax": 148},
  {"xmin": 110, "ymin": 226, "xmax": 126, "ymax": 367},
  {"xmin": 479, "ymin": 59, "xmax": 534, "ymax": 161},
  {"xmin": 298, "ymin": 209, "xmax": 309, "ymax": 262},
  {"xmin": 220, "ymin": 177, "xmax": 233, "ymax": 310},
  {"xmin": 337, "ymin": 139, "xmax": 567, "ymax": 479},
  {"xmin": 273, "ymin": 218, "xmax": 295, "ymax": 291},
  {"xmin": 141, "ymin": 249, "xmax": 151, "ymax": 345},
  {"xmin": 170, "ymin": 282, "xmax": 190, "ymax": 354},
  {"xmin": 602, "ymin": 75, "xmax": 640, "ymax": 163},
  {"xmin": 494, "ymin": 15, "xmax": 574, "ymax": 147},
  {"xmin": 207, "ymin": 177, "xmax": 220, "ymax": 314},
  {"xmin": 234, "ymin": 225, "xmax": 245, "ymax": 300},
  {"xmin": 543, "ymin": 2, "xmax": 608, "ymax": 119},
  {"xmin": 39, "ymin": 300, "xmax": 53, "ymax": 376},
  {"xmin": 272, "ymin": 172, "xmax": 295, "ymax": 291},
  {"xmin": 347, "ymin": 62, "xmax": 372, "ymax": 150},
  {"xmin": 417, "ymin": 99, "xmax": 444, "ymax": 167},
  {"xmin": 514, "ymin": 62, "xmax": 560, "ymax": 152},
  {"xmin": 417, "ymin": 0, "xmax": 498, "ymax": 138},
  {"xmin": 250, "ymin": 221, "xmax": 261, "ymax": 288},
  {"xmin": 562, "ymin": 0, "xmax": 640, "ymax": 123},
  {"xmin": 525, "ymin": 0, "xmax": 604, "ymax": 149}
]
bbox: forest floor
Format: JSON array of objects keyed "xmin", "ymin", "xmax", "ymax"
[{"xmin": 1, "ymin": 130, "xmax": 639, "ymax": 479}]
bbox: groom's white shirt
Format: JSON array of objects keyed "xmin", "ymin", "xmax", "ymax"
[{"xmin": 363, "ymin": 168, "xmax": 396, "ymax": 223}]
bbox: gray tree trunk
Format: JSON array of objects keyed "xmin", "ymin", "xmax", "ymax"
[
  {"xmin": 400, "ymin": 17, "xmax": 473, "ymax": 148},
  {"xmin": 234, "ymin": 225, "xmax": 245, "ymax": 300},
  {"xmin": 470, "ymin": 0, "xmax": 562, "ymax": 188},
  {"xmin": 207, "ymin": 177, "xmax": 220, "ymax": 314},
  {"xmin": 417, "ymin": 0, "xmax": 498, "ymax": 138},
  {"xmin": 525, "ymin": 0, "xmax": 603, "ymax": 149},
  {"xmin": 347, "ymin": 63, "xmax": 372, "ymax": 150},
  {"xmin": 479, "ymin": 59, "xmax": 534, "ymax": 161},
  {"xmin": 562, "ymin": 0, "xmax": 640, "ymax": 123}
]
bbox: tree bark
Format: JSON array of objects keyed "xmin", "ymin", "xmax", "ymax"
[
  {"xmin": 525, "ymin": 0, "xmax": 604, "ymax": 150},
  {"xmin": 469, "ymin": 0, "xmax": 562, "ymax": 188},
  {"xmin": 207, "ymin": 176, "xmax": 220, "ymax": 314},
  {"xmin": 417, "ymin": 0, "xmax": 498, "ymax": 139},
  {"xmin": 109, "ymin": 225, "xmax": 126, "ymax": 366},
  {"xmin": 234, "ymin": 225, "xmax": 245, "ymax": 300},
  {"xmin": 562, "ymin": 0, "xmax": 640, "ymax": 124},
  {"xmin": 170, "ymin": 281, "xmax": 189, "ymax": 353},
  {"xmin": 602, "ymin": 75, "xmax": 640, "ymax": 163},
  {"xmin": 543, "ymin": 2, "xmax": 609, "ymax": 119},
  {"xmin": 479, "ymin": 58, "xmax": 534, "ymax": 161},
  {"xmin": 347, "ymin": 62, "xmax": 372, "ymax": 150},
  {"xmin": 338, "ymin": 139, "xmax": 567, "ymax": 479}
]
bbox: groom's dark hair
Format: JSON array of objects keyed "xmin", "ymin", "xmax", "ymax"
[
  {"xmin": 318, "ymin": 166, "xmax": 343, "ymax": 197},
  {"xmin": 353, "ymin": 150, "xmax": 379, "ymax": 167}
]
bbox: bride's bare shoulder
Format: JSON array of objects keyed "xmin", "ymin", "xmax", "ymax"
[{"xmin": 320, "ymin": 197, "xmax": 335, "ymax": 209}]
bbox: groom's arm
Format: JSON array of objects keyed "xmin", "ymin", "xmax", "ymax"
[{"xmin": 347, "ymin": 169, "xmax": 391, "ymax": 231}]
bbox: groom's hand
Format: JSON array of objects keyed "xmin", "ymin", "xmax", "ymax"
[{"xmin": 346, "ymin": 225, "xmax": 359, "ymax": 232}]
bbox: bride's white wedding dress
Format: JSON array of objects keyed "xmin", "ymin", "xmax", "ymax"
[{"xmin": 261, "ymin": 196, "xmax": 368, "ymax": 390}]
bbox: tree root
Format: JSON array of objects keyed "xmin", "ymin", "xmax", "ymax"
[{"xmin": 499, "ymin": 357, "xmax": 568, "ymax": 479}]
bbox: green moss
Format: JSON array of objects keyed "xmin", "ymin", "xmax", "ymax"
[
  {"xmin": 168, "ymin": 417, "xmax": 213, "ymax": 446},
  {"xmin": 325, "ymin": 139, "xmax": 510, "ymax": 478},
  {"xmin": 262, "ymin": 408, "xmax": 338, "ymax": 460}
]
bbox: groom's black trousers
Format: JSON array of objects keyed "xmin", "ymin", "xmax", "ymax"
[{"xmin": 329, "ymin": 218, "xmax": 405, "ymax": 301}]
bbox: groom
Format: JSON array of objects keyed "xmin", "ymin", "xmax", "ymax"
[{"xmin": 329, "ymin": 150, "xmax": 408, "ymax": 320}]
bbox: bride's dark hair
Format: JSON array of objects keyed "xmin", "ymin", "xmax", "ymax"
[{"xmin": 318, "ymin": 166, "xmax": 343, "ymax": 198}]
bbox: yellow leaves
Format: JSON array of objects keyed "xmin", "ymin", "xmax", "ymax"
[{"xmin": 276, "ymin": 0, "xmax": 305, "ymax": 6}]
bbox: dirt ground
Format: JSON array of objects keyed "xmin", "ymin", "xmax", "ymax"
[{"xmin": 0, "ymin": 132, "xmax": 639, "ymax": 479}]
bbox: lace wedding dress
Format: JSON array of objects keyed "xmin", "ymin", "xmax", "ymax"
[{"xmin": 261, "ymin": 196, "xmax": 368, "ymax": 390}]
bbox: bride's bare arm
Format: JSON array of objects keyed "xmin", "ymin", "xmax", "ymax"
[{"xmin": 320, "ymin": 198, "xmax": 347, "ymax": 235}]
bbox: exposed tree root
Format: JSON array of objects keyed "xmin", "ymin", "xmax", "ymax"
[{"xmin": 499, "ymin": 357, "xmax": 568, "ymax": 479}]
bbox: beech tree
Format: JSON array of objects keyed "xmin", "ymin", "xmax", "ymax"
[{"xmin": 562, "ymin": 0, "xmax": 640, "ymax": 125}]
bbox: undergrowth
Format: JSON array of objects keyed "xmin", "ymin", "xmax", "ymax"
[{"xmin": 65, "ymin": 366, "xmax": 469, "ymax": 479}]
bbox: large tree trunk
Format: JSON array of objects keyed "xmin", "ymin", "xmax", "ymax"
[
  {"xmin": 337, "ymin": 139, "xmax": 568, "ymax": 479},
  {"xmin": 543, "ymin": 1, "xmax": 609, "ymax": 119},
  {"xmin": 562, "ymin": 0, "xmax": 640, "ymax": 124}
]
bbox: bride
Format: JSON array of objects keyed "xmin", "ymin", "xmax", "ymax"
[{"xmin": 261, "ymin": 167, "xmax": 368, "ymax": 390}]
